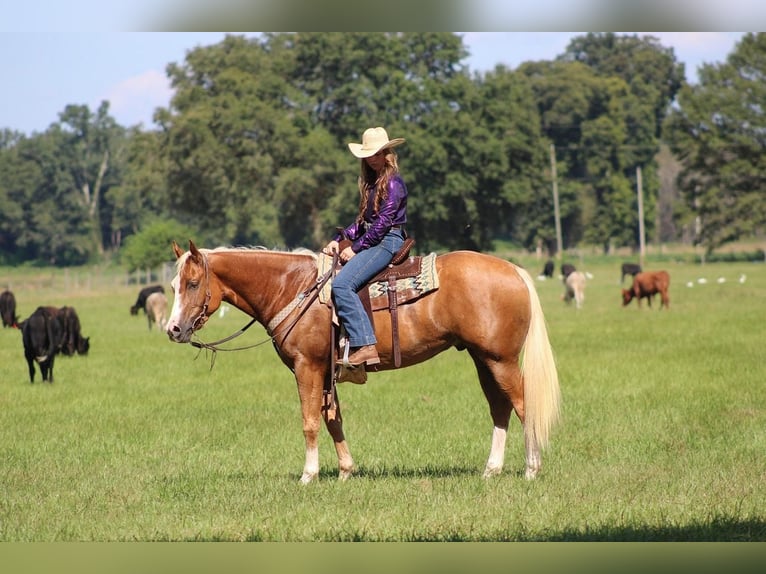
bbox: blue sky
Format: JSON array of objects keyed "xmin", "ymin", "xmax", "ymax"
[{"xmin": 0, "ymin": 31, "xmax": 746, "ymax": 135}]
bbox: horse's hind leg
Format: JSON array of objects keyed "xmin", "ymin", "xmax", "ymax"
[
  {"xmin": 523, "ymin": 423, "xmax": 542, "ymax": 480},
  {"xmin": 470, "ymin": 354, "xmax": 524, "ymax": 478}
]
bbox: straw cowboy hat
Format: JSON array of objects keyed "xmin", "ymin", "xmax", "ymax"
[{"xmin": 348, "ymin": 127, "xmax": 406, "ymax": 158}]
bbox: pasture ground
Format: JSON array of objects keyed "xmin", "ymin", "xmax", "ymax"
[{"xmin": 1, "ymin": 254, "xmax": 765, "ymax": 547}]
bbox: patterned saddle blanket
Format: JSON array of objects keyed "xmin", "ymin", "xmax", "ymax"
[{"xmin": 317, "ymin": 251, "xmax": 439, "ymax": 310}]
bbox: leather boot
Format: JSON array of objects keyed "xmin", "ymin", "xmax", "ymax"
[{"xmin": 347, "ymin": 344, "xmax": 380, "ymax": 366}]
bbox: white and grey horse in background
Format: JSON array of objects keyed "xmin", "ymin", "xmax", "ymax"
[
  {"xmin": 562, "ymin": 271, "xmax": 587, "ymax": 309},
  {"xmin": 145, "ymin": 291, "xmax": 168, "ymax": 331}
]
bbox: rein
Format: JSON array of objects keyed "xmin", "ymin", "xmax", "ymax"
[{"xmin": 189, "ymin": 250, "xmax": 338, "ymax": 367}]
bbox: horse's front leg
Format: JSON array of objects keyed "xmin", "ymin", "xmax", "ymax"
[
  {"xmin": 294, "ymin": 364, "xmax": 354, "ymax": 483},
  {"xmin": 322, "ymin": 387, "xmax": 355, "ymax": 481},
  {"xmin": 294, "ymin": 366, "xmax": 323, "ymax": 484}
]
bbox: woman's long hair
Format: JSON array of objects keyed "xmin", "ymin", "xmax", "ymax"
[{"xmin": 355, "ymin": 150, "xmax": 400, "ymax": 224}]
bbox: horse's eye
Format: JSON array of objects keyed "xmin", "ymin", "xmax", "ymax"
[{"xmin": 187, "ymin": 281, "xmax": 199, "ymax": 290}]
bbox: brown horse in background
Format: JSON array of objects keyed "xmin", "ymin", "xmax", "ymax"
[{"xmin": 166, "ymin": 240, "xmax": 561, "ymax": 484}]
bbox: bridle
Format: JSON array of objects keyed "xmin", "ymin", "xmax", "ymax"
[
  {"xmin": 186, "ymin": 249, "xmax": 339, "ymax": 367},
  {"xmin": 190, "ymin": 249, "xmax": 213, "ymax": 333}
]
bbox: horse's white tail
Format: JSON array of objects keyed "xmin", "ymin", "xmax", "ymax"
[{"xmin": 517, "ymin": 266, "xmax": 561, "ymax": 449}]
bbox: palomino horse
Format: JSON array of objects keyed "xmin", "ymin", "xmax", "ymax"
[{"xmin": 166, "ymin": 240, "xmax": 561, "ymax": 484}]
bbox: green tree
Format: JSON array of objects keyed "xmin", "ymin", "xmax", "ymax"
[
  {"xmin": 520, "ymin": 60, "xmax": 657, "ymax": 253},
  {"xmin": 554, "ymin": 33, "xmax": 685, "ymax": 251},
  {"xmin": 664, "ymin": 33, "xmax": 766, "ymax": 252},
  {"xmin": 471, "ymin": 66, "xmax": 552, "ymax": 253},
  {"xmin": 56, "ymin": 102, "xmax": 127, "ymax": 255},
  {"xmin": 0, "ymin": 103, "xmax": 129, "ymax": 265},
  {"xmin": 158, "ymin": 34, "xmax": 299, "ymax": 247},
  {"xmin": 108, "ymin": 129, "xmax": 171, "ymax": 249},
  {"xmin": 0, "ymin": 130, "xmax": 28, "ymax": 262},
  {"xmin": 560, "ymin": 32, "xmax": 685, "ymax": 139},
  {"xmin": 7, "ymin": 131, "xmax": 94, "ymax": 265},
  {"xmin": 120, "ymin": 219, "xmax": 197, "ymax": 272}
]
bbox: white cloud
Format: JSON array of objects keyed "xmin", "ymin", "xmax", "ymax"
[
  {"xmin": 650, "ymin": 32, "xmax": 744, "ymax": 82},
  {"xmin": 651, "ymin": 32, "xmax": 740, "ymax": 57},
  {"xmin": 99, "ymin": 69, "xmax": 172, "ymax": 128}
]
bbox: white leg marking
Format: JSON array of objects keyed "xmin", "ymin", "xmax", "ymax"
[
  {"xmin": 524, "ymin": 431, "xmax": 542, "ymax": 480},
  {"xmin": 300, "ymin": 445, "xmax": 319, "ymax": 484},
  {"xmin": 483, "ymin": 426, "xmax": 507, "ymax": 478}
]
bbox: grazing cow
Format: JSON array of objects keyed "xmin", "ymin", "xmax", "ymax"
[
  {"xmin": 20, "ymin": 306, "xmax": 65, "ymax": 383},
  {"xmin": 562, "ymin": 270, "xmax": 586, "ymax": 309},
  {"xmin": 540, "ymin": 260, "xmax": 555, "ymax": 278},
  {"xmin": 622, "ymin": 271, "xmax": 671, "ymax": 309},
  {"xmin": 130, "ymin": 285, "xmax": 165, "ymax": 316},
  {"xmin": 145, "ymin": 292, "xmax": 168, "ymax": 332},
  {"xmin": 59, "ymin": 306, "xmax": 90, "ymax": 356},
  {"xmin": 621, "ymin": 262, "xmax": 642, "ymax": 284},
  {"xmin": 561, "ymin": 263, "xmax": 576, "ymax": 279},
  {"xmin": 1, "ymin": 289, "xmax": 18, "ymax": 328}
]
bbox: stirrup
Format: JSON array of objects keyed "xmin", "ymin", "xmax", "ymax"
[{"xmin": 336, "ymin": 337, "xmax": 367, "ymax": 384}]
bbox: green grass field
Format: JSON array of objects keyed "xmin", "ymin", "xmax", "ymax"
[{"xmin": 1, "ymin": 256, "xmax": 764, "ymax": 541}]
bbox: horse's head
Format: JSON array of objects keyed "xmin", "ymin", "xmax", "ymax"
[{"xmin": 166, "ymin": 240, "xmax": 222, "ymax": 343}]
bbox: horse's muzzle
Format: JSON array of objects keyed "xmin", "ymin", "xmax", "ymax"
[{"xmin": 166, "ymin": 322, "xmax": 192, "ymax": 343}]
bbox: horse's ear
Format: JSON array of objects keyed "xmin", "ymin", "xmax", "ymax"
[
  {"xmin": 188, "ymin": 240, "xmax": 201, "ymax": 259},
  {"xmin": 172, "ymin": 241, "xmax": 184, "ymax": 259}
]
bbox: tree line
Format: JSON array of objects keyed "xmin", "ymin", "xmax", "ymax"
[{"xmin": 1, "ymin": 32, "xmax": 764, "ymax": 269}]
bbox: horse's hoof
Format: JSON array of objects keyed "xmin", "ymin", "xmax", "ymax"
[
  {"xmin": 482, "ymin": 466, "xmax": 502, "ymax": 479},
  {"xmin": 300, "ymin": 472, "xmax": 317, "ymax": 484},
  {"xmin": 338, "ymin": 469, "xmax": 353, "ymax": 481},
  {"xmin": 524, "ymin": 467, "xmax": 539, "ymax": 480}
]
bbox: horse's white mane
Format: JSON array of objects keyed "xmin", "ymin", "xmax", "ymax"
[
  {"xmin": 176, "ymin": 245, "xmax": 318, "ymax": 270},
  {"xmin": 292, "ymin": 247, "xmax": 318, "ymax": 259}
]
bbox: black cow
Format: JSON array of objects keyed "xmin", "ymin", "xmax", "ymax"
[
  {"xmin": 20, "ymin": 306, "xmax": 65, "ymax": 383},
  {"xmin": 540, "ymin": 260, "xmax": 555, "ymax": 278},
  {"xmin": 1, "ymin": 289, "xmax": 18, "ymax": 328},
  {"xmin": 130, "ymin": 285, "xmax": 165, "ymax": 316},
  {"xmin": 561, "ymin": 263, "xmax": 576, "ymax": 279},
  {"xmin": 621, "ymin": 262, "xmax": 642, "ymax": 284},
  {"xmin": 59, "ymin": 306, "xmax": 90, "ymax": 356}
]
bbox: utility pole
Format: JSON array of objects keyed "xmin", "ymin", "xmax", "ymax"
[
  {"xmin": 637, "ymin": 166, "xmax": 646, "ymax": 268},
  {"xmin": 550, "ymin": 143, "xmax": 563, "ymax": 260}
]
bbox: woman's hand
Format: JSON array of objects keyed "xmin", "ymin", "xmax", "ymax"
[
  {"xmin": 322, "ymin": 240, "xmax": 340, "ymax": 256},
  {"xmin": 340, "ymin": 245, "xmax": 356, "ymax": 263}
]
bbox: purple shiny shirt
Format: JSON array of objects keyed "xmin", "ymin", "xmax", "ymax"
[{"xmin": 336, "ymin": 175, "xmax": 408, "ymax": 252}]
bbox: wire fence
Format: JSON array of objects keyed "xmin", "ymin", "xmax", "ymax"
[{"xmin": 1, "ymin": 263, "xmax": 176, "ymax": 298}]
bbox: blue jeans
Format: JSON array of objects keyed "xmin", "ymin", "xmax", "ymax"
[{"xmin": 332, "ymin": 228, "xmax": 404, "ymax": 347}]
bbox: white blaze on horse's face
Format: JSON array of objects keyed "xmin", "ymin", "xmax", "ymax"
[
  {"xmin": 165, "ymin": 273, "xmax": 190, "ymax": 342},
  {"xmin": 165, "ymin": 251, "xmax": 210, "ymax": 343}
]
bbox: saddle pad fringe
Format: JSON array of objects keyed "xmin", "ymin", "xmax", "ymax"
[{"xmin": 317, "ymin": 253, "xmax": 335, "ymax": 304}]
